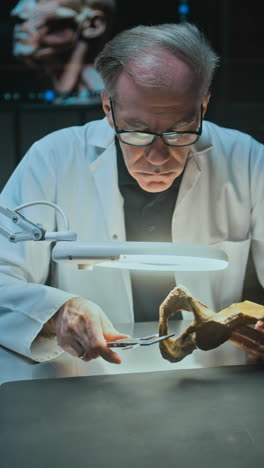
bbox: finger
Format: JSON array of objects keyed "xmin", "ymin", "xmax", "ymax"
[
  {"xmin": 256, "ymin": 320, "xmax": 264, "ymax": 333},
  {"xmin": 75, "ymin": 313, "xmax": 122, "ymax": 364},
  {"xmin": 231, "ymin": 325, "xmax": 264, "ymax": 358},
  {"xmin": 61, "ymin": 343, "xmax": 83, "ymax": 358},
  {"xmin": 80, "ymin": 349, "xmax": 100, "ymax": 362},
  {"xmin": 99, "ymin": 311, "xmax": 130, "ymax": 340},
  {"xmin": 85, "ymin": 334, "xmax": 123, "ymax": 364},
  {"xmin": 104, "ymin": 332, "xmax": 131, "ymax": 341},
  {"xmin": 98, "ymin": 345, "xmax": 122, "ymax": 364},
  {"xmin": 80, "ymin": 341, "xmax": 122, "ymax": 364}
]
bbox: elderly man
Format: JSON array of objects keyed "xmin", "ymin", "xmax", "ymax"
[
  {"xmin": 0, "ymin": 22, "xmax": 264, "ymax": 363},
  {"xmin": 11, "ymin": 0, "xmax": 116, "ymax": 99}
]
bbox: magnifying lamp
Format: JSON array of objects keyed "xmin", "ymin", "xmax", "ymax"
[
  {"xmin": 52, "ymin": 240, "xmax": 228, "ymax": 271},
  {"xmin": 0, "ymin": 201, "xmax": 229, "ymax": 272}
]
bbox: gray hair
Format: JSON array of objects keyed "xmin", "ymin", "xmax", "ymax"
[{"xmin": 95, "ymin": 22, "xmax": 219, "ymax": 99}]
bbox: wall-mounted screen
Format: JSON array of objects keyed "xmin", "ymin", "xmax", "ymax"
[
  {"xmin": 1, "ymin": 0, "xmax": 118, "ymax": 105},
  {"xmin": 1, "ymin": 1, "xmax": 202, "ymax": 106}
]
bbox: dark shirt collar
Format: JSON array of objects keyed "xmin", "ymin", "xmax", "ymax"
[{"xmin": 116, "ymin": 137, "xmax": 137, "ymax": 186}]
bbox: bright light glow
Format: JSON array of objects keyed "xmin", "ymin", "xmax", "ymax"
[
  {"xmin": 97, "ymin": 255, "xmax": 227, "ymax": 271},
  {"xmin": 52, "ymin": 241, "xmax": 228, "ymax": 272}
]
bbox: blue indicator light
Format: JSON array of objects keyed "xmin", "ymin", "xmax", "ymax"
[
  {"xmin": 44, "ymin": 89, "xmax": 55, "ymax": 101},
  {"xmin": 179, "ymin": 4, "xmax": 189, "ymax": 15}
]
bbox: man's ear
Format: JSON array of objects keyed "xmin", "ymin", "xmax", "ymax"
[
  {"xmin": 202, "ymin": 93, "xmax": 211, "ymax": 117},
  {"xmin": 101, "ymin": 89, "xmax": 114, "ymax": 128}
]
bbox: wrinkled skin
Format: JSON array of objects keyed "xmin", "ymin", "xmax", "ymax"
[
  {"xmin": 43, "ymin": 297, "xmax": 130, "ymax": 363},
  {"xmin": 101, "ymin": 53, "xmax": 210, "ymax": 193},
  {"xmin": 11, "ymin": 0, "xmax": 115, "ymax": 94}
]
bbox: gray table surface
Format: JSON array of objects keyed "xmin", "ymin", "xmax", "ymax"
[{"xmin": 0, "ymin": 320, "xmax": 257, "ymax": 386}]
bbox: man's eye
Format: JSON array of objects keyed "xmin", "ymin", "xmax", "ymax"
[
  {"xmin": 133, "ymin": 132, "xmax": 151, "ymax": 140},
  {"xmin": 165, "ymin": 134, "xmax": 181, "ymax": 142}
]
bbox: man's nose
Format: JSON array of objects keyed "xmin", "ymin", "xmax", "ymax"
[{"xmin": 143, "ymin": 137, "xmax": 171, "ymax": 165}]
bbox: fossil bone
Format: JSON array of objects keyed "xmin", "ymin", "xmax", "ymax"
[{"xmin": 159, "ymin": 286, "xmax": 264, "ymax": 362}]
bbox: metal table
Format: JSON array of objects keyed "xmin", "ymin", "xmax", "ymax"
[
  {"xmin": 0, "ymin": 320, "xmax": 255, "ymax": 385},
  {"xmin": 1, "ymin": 320, "xmax": 263, "ymax": 468}
]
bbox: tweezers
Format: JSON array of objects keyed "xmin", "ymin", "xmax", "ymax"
[{"xmin": 107, "ymin": 333, "xmax": 175, "ymax": 350}]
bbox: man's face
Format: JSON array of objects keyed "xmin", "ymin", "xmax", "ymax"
[
  {"xmin": 102, "ymin": 60, "xmax": 210, "ymax": 193},
  {"xmin": 11, "ymin": 0, "xmax": 105, "ymax": 60}
]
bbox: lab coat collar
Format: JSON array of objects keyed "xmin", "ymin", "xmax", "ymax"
[
  {"xmin": 87, "ymin": 117, "xmax": 115, "ymax": 149},
  {"xmin": 175, "ymin": 122, "xmax": 213, "ymax": 206},
  {"xmin": 191, "ymin": 120, "xmax": 213, "ymax": 156}
]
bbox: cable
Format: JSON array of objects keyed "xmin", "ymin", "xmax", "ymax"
[{"xmin": 14, "ymin": 200, "xmax": 69, "ymax": 231}]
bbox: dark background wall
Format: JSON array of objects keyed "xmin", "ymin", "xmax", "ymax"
[{"xmin": 0, "ymin": 0, "xmax": 263, "ymax": 191}]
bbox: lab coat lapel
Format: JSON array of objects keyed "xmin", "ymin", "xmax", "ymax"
[
  {"xmin": 174, "ymin": 128, "xmax": 213, "ymax": 212},
  {"xmin": 90, "ymin": 141, "xmax": 126, "ymax": 241},
  {"xmin": 176, "ymin": 154, "xmax": 201, "ymax": 207}
]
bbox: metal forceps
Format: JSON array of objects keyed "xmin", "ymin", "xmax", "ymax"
[{"xmin": 107, "ymin": 333, "xmax": 175, "ymax": 350}]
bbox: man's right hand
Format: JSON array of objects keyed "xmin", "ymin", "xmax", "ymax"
[{"xmin": 55, "ymin": 297, "xmax": 130, "ymax": 364}]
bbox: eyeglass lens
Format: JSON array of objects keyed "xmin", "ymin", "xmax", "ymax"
[{"xmin": 119, "ymin": 131, "xmax": 199, "ymax": 147}]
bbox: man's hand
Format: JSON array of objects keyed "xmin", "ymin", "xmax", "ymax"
[
  {"xmin": 55, "ymin": 297, "xmax": 129, "ymax": 364},
  {"xmin": 230, "ymin": 321, "xmax": 264, "ymax": 359},
  {"xmin": 255, "ymin": 320, "xmax": 264, "ymax": 333}
]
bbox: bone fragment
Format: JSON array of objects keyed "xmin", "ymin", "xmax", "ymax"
[{"xmin": 159, "ymin": 286, "xmax": 264, "ymax": 362}]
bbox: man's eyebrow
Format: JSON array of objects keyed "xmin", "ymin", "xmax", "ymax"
[
  {"xmin": 169, "ymin": 115, "xmax": 197, "ymax": 130},
  {"xmin": 122, "ymin": 115, "xmax": 197, "ymax": 131},
  {"xmin": 123, "ymin": 118, "xmax": 148, "ymax": 129}
]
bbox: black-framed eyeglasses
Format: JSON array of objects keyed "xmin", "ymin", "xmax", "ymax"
[{"xmin": 109, "ymin": 98, "xmax": 203, "ymax": 147}]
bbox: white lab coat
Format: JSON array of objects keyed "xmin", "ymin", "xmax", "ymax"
[{"xmin": 0, "ymin": 117, "xmax": 264, "ymax": 361}]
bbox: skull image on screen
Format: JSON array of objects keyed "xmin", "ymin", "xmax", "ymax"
[{"xmin": 11, "ymin": 0, "xmax": 116, "ymax": 101}]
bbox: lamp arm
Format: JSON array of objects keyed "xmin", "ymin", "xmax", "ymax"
[{"xmin": 0, "ymin": 204, "xmax": 77, "ymax": 243}]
